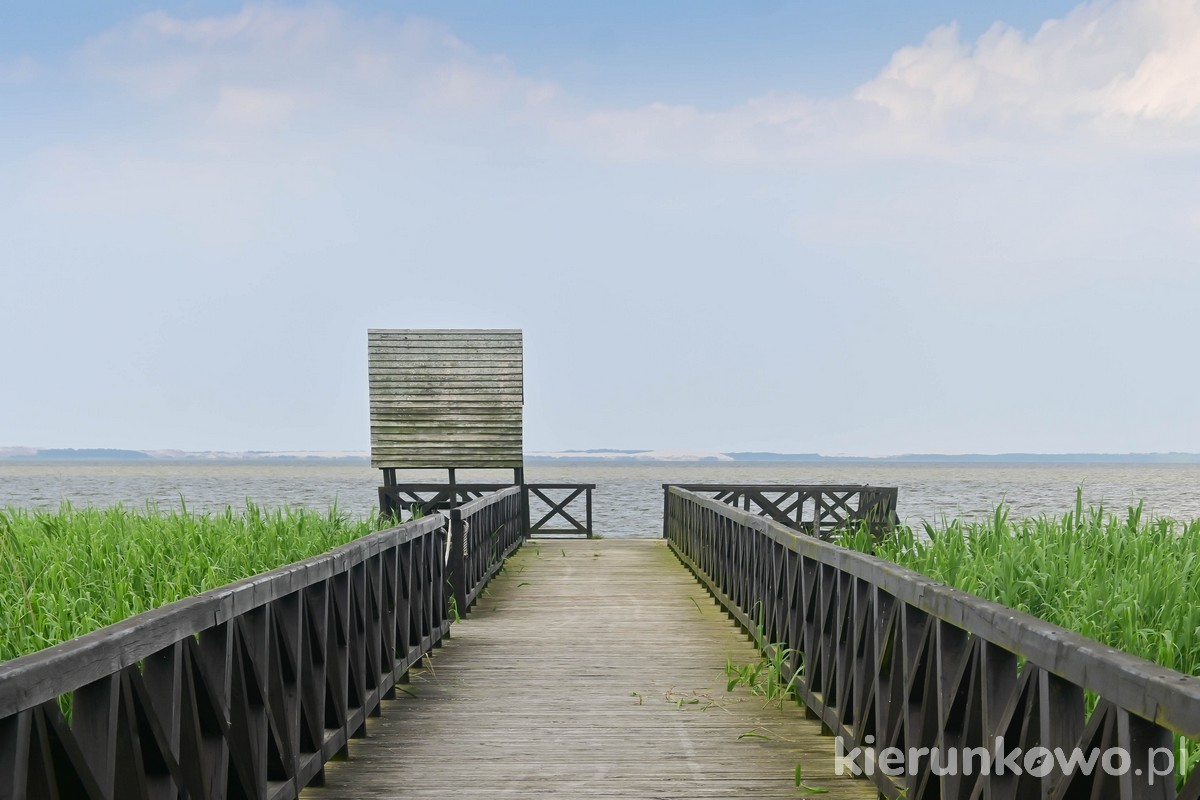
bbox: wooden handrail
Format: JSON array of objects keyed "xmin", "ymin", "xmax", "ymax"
[
  {"xmin": 381, "ymin": 482, "xmax": 596, "ymax": 538},
  {"xmin": 664, "ymin": 483, "xmax": 898, "ymax": 538},
  {"xmin": 664, "ymin": 485, "xmax": 1200, "ymax": 799},
  {"xmin": 447, "ymin": 485, "xmax": 525, "ymax": 613},
  {"xmin": 0, "ymin": 489, "xmax": 524, "ymax": 800}
]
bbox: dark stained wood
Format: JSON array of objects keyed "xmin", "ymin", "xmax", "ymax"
[
  {"xmin": 381, "ymin": 482, "xmax": 597, "ymax": 538},
  {"xmin": 306, "ymin": 540, "xmax": 876, "ymax": 800},
  {"xmin": 667, "ymin": 483, "xmax": 898, "ymax": 538},
  {"xmin": 664, "ymin": 486, "xmax": 1200, "ymax": 799},
  {"xmin": 447, "ymin": 486, "xmax": 525, "ymax": 614},
  {"xmin": 0, "ymin": 489, "xmax": 524, "ymax": 800},
  {"xmin": 525, "ymin": 483, "xmax": 595, "ymax": 537}
]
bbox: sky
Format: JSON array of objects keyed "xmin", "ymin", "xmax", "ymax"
[{"xmin": 2, "ymin": 0, "xmax": 1199, "ymax": 455}]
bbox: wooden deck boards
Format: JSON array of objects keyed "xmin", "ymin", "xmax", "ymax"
[{"xmin": 304, "ymin": 539, "xmax": 874, "ymax": 799}]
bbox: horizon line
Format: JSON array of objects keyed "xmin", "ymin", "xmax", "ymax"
[{"xmin": 4, "ymin": 446, "xmax": 1200, "ymax": 463}]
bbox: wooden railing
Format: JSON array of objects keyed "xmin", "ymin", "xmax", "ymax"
[
  {"xmin": 379, "ymin": 483, "xmax": 508, "ymax": 518},
  {"xmin": 380, "ymin": 482, "xmax": 596, "ymax": 538},
  {"xmin": 524, "ymin": 484, "xmax": 595, "ymax": 538},
  {"xmin": 0, "ymin": 490, "xmax": 523, "ymax": 800},
  {"xmin": 667, "ymin": 483, "xmax": 898, "ymax": 538},
  {"xmin": 447, "ymin": 486, "xmax": 524, "ymax": 614},
  {"xmin": 664, "ymin": 486, "xmax": 1200, "ymax": 800}
]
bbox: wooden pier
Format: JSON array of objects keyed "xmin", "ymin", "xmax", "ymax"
[
  {"xmin": 306, "ymin": 539, "xmax": 873, "ymax": 800},
  {"xmin": 3, "ymin": 328, "xmax": 1198, "ymax": 799}
]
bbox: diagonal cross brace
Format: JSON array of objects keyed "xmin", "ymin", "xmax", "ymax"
[{"xmin": 529, "ymin": 487, "xmax": 585, "ymax": 532}]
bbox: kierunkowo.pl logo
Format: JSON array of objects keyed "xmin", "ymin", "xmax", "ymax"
[{"xmin": 835, "ymin": 736, "xmax": 1176, "ymax": 785}]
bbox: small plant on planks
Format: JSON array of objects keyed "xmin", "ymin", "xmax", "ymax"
[
  {"xmin": 723, "ymin": 607, "xmax": 828, "ymax": 795},
  {"xmin": 724, "ymin": 608, "xmax": 803, "ymax": 709}
]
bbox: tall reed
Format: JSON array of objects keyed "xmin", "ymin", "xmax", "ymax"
[
  {"xmin": 843, "ymin": 493, "xmax": 1200, "ymax": 677},
  {"xmin": 0, "ymin": 502, "xmax": 377, "ymax": 662}
]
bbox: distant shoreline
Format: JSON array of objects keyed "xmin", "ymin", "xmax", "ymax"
[
  {"xmin": 526, "ymin": 453, "xmax": 1200, "ymax": 465},
  {"xmin": 4, "ymin": 447, "xmax": 1200, "ymax": 465}
]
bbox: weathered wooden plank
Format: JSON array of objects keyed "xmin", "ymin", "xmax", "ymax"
[
  {"xmin": 304, "ymin": 540, "xmax": 875, "ymax": 800},
  {"xmin": 368, "ymin": 389, "xmax": 522, "ymax": 397},
  {"xmin": 370, "ymin": 452, "xmax": 523, "ymax": 459},
  {"xmin": 370, "ymin": 424, "xmax": 520, "ymax": 432},
  {"xmin": 367, "ymin": 383, "xmax": 522, "ymax": 391},
  {"xmin": 368, "ymin": 432, "xmax": 523, "ymax": 441},
  {"xmin": 366, "ymin": 357, "xmax": 522, "ymax": 367},
  {"xmin": 367, "ymin": 366, "xmax": 522, "ymax": 376},
  {"xmin": 367, "ymin": 334, "xmax": 521, "ymax": 343},
  {"xmin": 369, "ymin": 431, "xmax": 520, "ymax": 438},
  {"xmin": 369, "ymin": 401, "xmax": 521, "ymax": 410},
  {"xmin": 366, "ymin": 358, "xmax": 520, "ymax": 367},
  {"xmin": 369, "ymin": 416, "xmax": 522, "ymax": 424},
  {"xmin": 369, "ymin": 434, "xmax": 523, "ymax": 442},
  {"xmin": 373, "ymin": 459, "xmax": 523, "ymax": 469},
  {"xmin": 366, "ymin": 342, "xmax": 522, "ymax": 347},
  {"xmin": 366, "ymin": 354, "xmax": 523, "ymax": 364},
  {"xmin": 368, "ymin": 377, "xmax": 523, "ymax": 386},
  {"xmin": 368, "ymin": 388, "xmax": 523, "ymax": 397},
  {"xmin": 369, "ymin": 423, "xmax": 522, "ymax": 432},
  {"xmin": 364, "ymin": 410, "xmax": 520, "ymax": 417},
  {"xmin": 370, "ymin": 444, "xmax": 523, "ymax": 453},
  {"xmin": 371, "ymin": 453, "xmax": 521, "ymax": 461},
  {"xmin": 368, "ymin": 400, "xmax": 523, "ymax": 406},
  {"xmin": 367, "ymin": 334, "xmax": 520, "ymax": 340},
  {"xmin": 370, "ymin": 439, "xmax": 521, "ymax": 451},
  {"xmin": 370, "ymin": 409, "xmax": 520, "ymax": 420},
  {"xmin": 367, "ymin": 347, "xmax": 521, "ymax": 356},
  {"xmin": 367, "ymin": 367, "xmax": 523, "ymax": 375},
  {"xmin": 371, "ymin": 417, "xmax": 517, "ymax": 423},
  {"xmin": 367, "ymin": 330, "xmax": 520, "ymax": 344}
]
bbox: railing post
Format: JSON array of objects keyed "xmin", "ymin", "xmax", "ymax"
[
  {"xmin": 0, "ymin": 710, "xmax": 30, "ymax": 800},
  {"xmin": 662, "ymin": 486, "xmax": 670, "ymax": 539},
  {"xmin": 72, "ymin": 674, "xmax": 119, "ymax": 797},
  {"xmin": 379, "ymin": 469, "xmax": 398, "ymax": 520},
  {"xmin": 515, "ymin": 467, "xmax": 531, "ymax": 538},
  {"xmin": 447, "ymin": 509, "xmax": 467, "ymax": 617},
  {"xmin": 585, "ymin": 487, "xmax": 593, "ymax": 539},
  {"xmin": 378, "ymin": 487, "xmax": 394, "ymax": 521}
]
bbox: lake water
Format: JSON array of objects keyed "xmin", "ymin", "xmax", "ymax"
[{"xmin": 3, "ymin": 460, "xmax": 1200, "ymax": 538}]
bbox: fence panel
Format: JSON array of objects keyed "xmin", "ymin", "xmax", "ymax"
[{"xmin": 664, "ymin": 486, "xmax": 1200, "ymax": 800}]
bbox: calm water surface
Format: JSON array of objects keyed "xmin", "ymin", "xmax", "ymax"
[{"xmin": 3, "ymin": 461, "xmax": 1200, "ymax": 538}]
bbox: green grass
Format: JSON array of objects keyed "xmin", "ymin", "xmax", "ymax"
[{"xmin": 0, "ymin": 502, "xmax": 378, "ymax": 663}]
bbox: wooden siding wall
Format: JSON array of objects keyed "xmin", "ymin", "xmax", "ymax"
[{"xmin": 368, "ymin": 329, "xmax": 523, "ymax": 469}]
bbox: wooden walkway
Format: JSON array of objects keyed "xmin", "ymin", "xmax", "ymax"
[{"xmin": 304, "ymin": 539, "xmax": 874, "ymax": 799}]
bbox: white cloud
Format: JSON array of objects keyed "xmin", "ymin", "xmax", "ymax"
[
  {"xmin": 575, "ymin": 0, "xmax": 1200, "ymax": 162},
  {"xmin": 8, "ymin": 0, "xmax": 1194, "ymax": 275},
  {"xmin": 52, "ymin": 0, "xmax": 1200, "ymax": 166},
  {"xmin": 855, "ymin": 0, "xmax": 1200, "ymax": 140},
  {"xmin": 1103, "ymin": 3, "xmax": 1200, "ymax": 119}
]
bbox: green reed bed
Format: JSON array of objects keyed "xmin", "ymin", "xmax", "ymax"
[
  {"xmin": 0, "ymin": 503, "xmax": 377, "ymax": 663},
  {"xmin": 842, "ymin": 493, "xmax": 1200, "ymax": 677}
]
